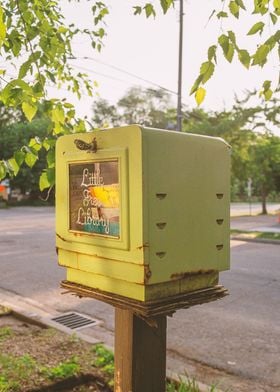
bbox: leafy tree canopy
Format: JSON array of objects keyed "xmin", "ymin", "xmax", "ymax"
[
  {"xmin": 0, "ymin": 0, "xmax": 279, "ymax": 189},
  {"xmin": 92, "ymin": 86, "xmax": 175, "ymax": 129},
  {"xmin": 135, "ymin": 0, "xmax": 280, "ymax": 105},
  {"xmin": 0, "ymin": 0, "xmax": 108, "ymax": 187}
]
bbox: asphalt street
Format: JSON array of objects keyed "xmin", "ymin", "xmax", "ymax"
[
  {"xmin": 0, "ymin": 207, "xmax": 279, "ymax": 391},
  {"xmin": 230, "ymin": 202, "xmax": 280, "ymax": 217},
  {"xmin": 231, "ymin": 214, "xmax": 280, "ymax": 233}
]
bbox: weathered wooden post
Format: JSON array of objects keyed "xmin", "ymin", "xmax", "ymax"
[{"xmin": 56, "ymin": 125, "xmax": 230, "ymax": 392}]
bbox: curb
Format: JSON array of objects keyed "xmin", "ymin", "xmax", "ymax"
[
  {"xmin": 231, "ymin": 236, "xmax": 280, "ymax": 245},
  {"xmin": 0, "ymin": 287, "xmax": 100, "ymax": 344}
]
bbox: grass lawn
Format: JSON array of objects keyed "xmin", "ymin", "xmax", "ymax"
[
  {"xmin": 231, "ymin": 230, "xmax": 280, "ymax": 241},
  {"xmin": 0, "ymin": 306, "xmax": 222, "ymax": 392}
]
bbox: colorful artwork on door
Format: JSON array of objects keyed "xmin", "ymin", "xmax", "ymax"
[{"xmin": 69, "ymin": 161, "xmax": 120, "ymax": 238}]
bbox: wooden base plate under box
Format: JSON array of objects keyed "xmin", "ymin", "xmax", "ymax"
[{"xmin": 60, "ymin": 280, "xmax": 228, "ymax": 319}]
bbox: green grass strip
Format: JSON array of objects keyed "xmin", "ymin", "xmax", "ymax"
[{"xmin": 231, "ymin": 229, "xmax": 280, "ymax": 241}]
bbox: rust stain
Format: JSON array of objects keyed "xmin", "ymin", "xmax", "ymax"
[
  {"xmin": 144, "ymin": 265, "xmax": 152, "ymax": 284},
  {"xmin": 137, "ymin": 243, "xmax": 149, "ymax": 250},
  {"xmin": 56, "ymin": 233, "xmax": 68, "ymax": 242},
  {"xmin": 171, "ymin": 269, "xmax": 216, "ymax": 280}
]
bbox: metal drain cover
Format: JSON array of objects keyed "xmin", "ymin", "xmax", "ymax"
[{"xmin": 51, "ymin": 312, "xmax": 99, "ymax": 331}]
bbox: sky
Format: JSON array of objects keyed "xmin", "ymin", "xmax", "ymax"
[{"xmin": 47, "ymin": 0, "xmax": 279, "ymax": 130}]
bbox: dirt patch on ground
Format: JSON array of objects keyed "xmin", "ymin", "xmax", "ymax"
[{"xmin": 0, "ymin": 307, "xmax": 113, "ymax": 391}]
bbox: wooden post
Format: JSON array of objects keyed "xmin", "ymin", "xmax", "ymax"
[{"xmin": 114, "ymin": 308, "xmax": 167, "ymax": 392}]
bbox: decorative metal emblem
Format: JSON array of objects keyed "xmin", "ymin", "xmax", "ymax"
[{"xmin": 74, "ymin": 137, "xmax": 97, "ymax": 153}]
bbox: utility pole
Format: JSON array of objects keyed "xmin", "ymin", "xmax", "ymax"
[{"xmin": 176, "ymin": 0, "xmax": 184, "ymax": 132}]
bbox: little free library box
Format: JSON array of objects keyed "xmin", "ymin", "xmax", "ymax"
[{"xmin": 56, "ymin": 125, "xmax": 230, "ymax": 303}]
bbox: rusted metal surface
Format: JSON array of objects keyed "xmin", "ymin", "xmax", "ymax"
[
  {"xmin": 136, "ymin": 243, "xmax": 149, "ymax": 250},
  {"xmin": 144, "ymin": 265, "xmax": 152, "ymax": 284},
  {"xmin": 56, "ymin": 233, "xmax": 68, "ymax": 242},
  {"xmin": 170, "ymin": 269, "xmax": 216, "ymax": 280}
]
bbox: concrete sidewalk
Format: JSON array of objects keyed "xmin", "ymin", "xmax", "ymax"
[{"xmin": 231, "ymin": 214, "xmax": 280, "ymax": 233}]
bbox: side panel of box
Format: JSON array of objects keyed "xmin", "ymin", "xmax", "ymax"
[{"xmin": 142, "ymin": 129, "xmax": 230, "ymax": 285}]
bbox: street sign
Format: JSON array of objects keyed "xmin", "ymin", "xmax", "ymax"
[{"xmin": 247, "ymin": 177, "xmax": 252, "ymax": 198}]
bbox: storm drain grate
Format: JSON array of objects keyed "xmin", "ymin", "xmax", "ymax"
[{"xmin": 51, "ymin": 312, "xmax": 99, "ymax": 331}]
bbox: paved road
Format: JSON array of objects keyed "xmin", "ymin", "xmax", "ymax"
[
  {"xmin": 231, "ymin": 202, "xmax": 280, "ymax": 217},
  {"xmin": 0, "ymin": 207, "xmax": 280, "ymax": 391}
]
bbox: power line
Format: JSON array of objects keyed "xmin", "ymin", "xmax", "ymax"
[
  {"xmin": 68, "ymin": 63, "xmax": 135, "ymax": 85},
  {"xmin": 70, "ymin": 56, "xmax": 178, "ymax": 96},
  {"xmin": 177, "ymin": 0, "xmax": 184, "ymax": 132}
]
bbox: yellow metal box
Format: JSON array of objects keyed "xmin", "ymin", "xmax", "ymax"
[{"xmin": 56, "ymin": 125, "xmax": 230, "ymax": 301}]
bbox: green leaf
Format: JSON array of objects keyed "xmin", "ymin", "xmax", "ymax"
[
  {"xmin": 51, "ymin": 105, "xmax": 65, "ymax": 123},
  {"xmin": 218, "ymin": 34, "xmax": 229, "ymax": 56},
  {"xmin": 14, "ymin": 151, "xmax": 25, "ymax": 166},
  {"xmin": 144, "ymin": 4, "xmax": 156, "ymax": 18},
  {"xmin": 200, "ymin": 61, "xmax": 215, "ymax": 84},
  {"xmin": 208, "ymin": 45, "xmax": 217, "ymax": 63},
  {"xmin": 8, "ymin": 158, "xmax": 19, "ymax": 176},
  {"xmin": 263, "ymin": 80, "xmax": 271, "ymax": 90},
  {"xmin": 47, "ymin": 168, "xmax": 55, "ymax": 186},
  {"xmin": 252, "ymin": 44, "xmax": 270, "ymax": 66},
  {"xmin": 225, "ymin": 43, "xmax": 234, "ymax": 63},
  {"xmin": 43, "ymin": 139, "xmax": 51, "ymax": 151},
  {"xmin": 190, "ymin": 75, "xmax": 203, "ymax": 95},
  {"xmin": 195, "ymin": 87, "xmax": 206, "ymax": 106},
  {"xmin": 39, "ymin": 172, "xmax": 50, "ymax": 191},
  {"xmin": 29, "ymin": 137, "xmax": 42, "ymax": 152},
  {"xmin": 58, "ymin": 26, "xmax": 68, "ymax": 34},
  {"xmin": 0, "ymin": 6, "xmax": 6, "ymax": 45},
  {"xmin": 98, "ymin": 28, "xmax": 105, "ymax": 38},
  {"xmin": 247, "ymin": 21, "xmax": 265, "ymax": 35},
  {"xmin": 133, "ymin": 6, "xmax": 142, "ymax": 15},
  {"xmin": 22, "ymin": 102, "xmax": 37, "ymax": 122},
  {"xmin": 228, "ymin": 31, "xmax": 236, "ymax": 46},
  {"xmin": 253, "ymin": 0, "xmax": 269, "ymax": 15},
  {"xmin": 229, "ymin": 1, "xmax": 240, "ymax": 18},
  {"xmin": 264, "ymin": 89, "xmax": 273, "ymax": 100},
  {"xmin": 273, "ymin": 0, "xmax": 280, "ymax": 10},
  {"xmin": 270, "ymin": 13, "xmax": 278, "ymax": 24},
  {"xmin": 264, "ymin": 34, "xmax": 278, "ymax": 50},
  {"xmin": 53, "ymin": 122, "xmax": 64, "ymax": 135},
  {"xmin": 47, "ymin": 149, "xmax": 55, "ymax": 168},
  {"xmin": 19, "ymin": 60, "xmax": 31, "ymax": 79},
  {"xmin": 25, "ymin": 152, "xmax": 38, "ymax": 168},
  {"xmin": 46, "ymin": 70, "xmax": 56, "ymax": 84},
  {"xmin": 0, "ymin": 162, "xmax": 6, "ymax": 180},
  {"xmin": 160, "ymin": 0, "xmax": 173, "ymax": 14},
  {"xmin": 217, "ymin": 11, "xmax": 228, "ymax": 18},
  {"xmin": 261, "ymin": 80, "xmax": 273, "ymax": 101},
  {"xmin": 0, "ymin": 79, "xmax": 32, "ymax": 105},
  {"xmin": 236, "ymin": 0, "xmax": 246, "ymax": 10},
  {"xmin": 238, "ymin": 49, "xmax": 250, "ymax": 69}
]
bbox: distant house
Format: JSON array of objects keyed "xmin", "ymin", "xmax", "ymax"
[{"xmin": 0, "ymin": 180, "xmax": 10, "ymax": 201}]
